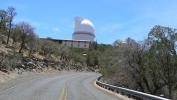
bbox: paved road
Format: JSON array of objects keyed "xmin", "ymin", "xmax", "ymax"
[{"xmin": 0, "ymin": 72, "xmax": 123, "ymax": 100}]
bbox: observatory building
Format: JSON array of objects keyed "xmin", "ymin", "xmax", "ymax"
[
  {"xmin": 43, "ymin": 17, "xmax": 95, "ymax": 48},
  {"xmin": 72, "ymin": 17, "xmax": 95, "ymax": 41}
]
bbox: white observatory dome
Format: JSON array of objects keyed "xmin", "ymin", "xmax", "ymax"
[{"xmin": 72, "ymin": 17, "xmax": 95, "ymax": 41}]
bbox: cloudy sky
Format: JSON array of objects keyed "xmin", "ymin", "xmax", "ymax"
[{"xmin": 1, "ymin": 0, "xmax": 177, "ymax": 44}]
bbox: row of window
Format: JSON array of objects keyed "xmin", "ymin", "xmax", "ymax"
[
  {"xmin": 70, "ymin": 44, "xmax": 86, "ymax": 47},
  {"xmin": 64, "ymin": 40, "xmax": 87, "ymax": 43},
  {"xmin": 64, "ymin": 44, "xmax": 86, "ymax": 47}
]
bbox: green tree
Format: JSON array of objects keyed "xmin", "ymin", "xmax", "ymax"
[
  {"xmin": 39, "ymin": 39, "xmax": 61, "ymax": 57},
  {"xmin": 11, "ymin": 25, "xmax": 20, "ymax": 47},
  {"xmin": 147, "ymin": 25, "xmax": 177, "ymax": 99},
  {"xmin": 26, "ymin": 34, "xmax": 38, "ymax": 57},
  {"xmin": 0, "ymin": 10, "xmax": 8, "ymax": 34},
  {"xmin": 6, "ymin": 6, "xmax": 17, "ymax": 45}
]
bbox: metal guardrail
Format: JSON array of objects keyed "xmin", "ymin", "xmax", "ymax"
[{"xmin": 96, "ymin": 77, "xmax": 169, "ymax": 100}]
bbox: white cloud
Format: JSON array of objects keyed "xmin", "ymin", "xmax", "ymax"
[
  {"xmin": 99, "ymin": 23, "xmax": 122, "ymax": 33},
  {"xmin": 32, "ymin": 22, "xmax": 40, "ymax": 27},
  {"xmin": 52, "ymin": 27, "xmax": 60, "ymax": 32}
]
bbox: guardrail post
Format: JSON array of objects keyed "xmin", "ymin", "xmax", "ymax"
[
  {"xmin": 136, "ymin": 97, "xmax": 142, "ymax": 100},
  {"xmin": 116, "ymin": 90, "xmax": 119, "ymax": 93},
  {"xmin": 128, "ymin": 94, "xmax": 131, "ymax": 98},
  {"xmin": 105, "ymin": 86, "xmax": 107, "ymax": 89},
  {"xmin": 121, "ymin": 92, "xmax": 124, "ymax": 95},
  {"xmin": 114, "ymin": 89, "xmax": 116, "ymax": 93},
  {"xmin": 112, "ymin": 88, "xmax": 114, "ymax": 92}
]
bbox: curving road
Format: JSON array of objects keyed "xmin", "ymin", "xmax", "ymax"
[{"xmin": 0, "ymin": 72, "xmax": 124, "ymax": 100}]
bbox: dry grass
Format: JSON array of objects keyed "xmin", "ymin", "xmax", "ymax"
[
  {"xmin": 0, "ymin": 45, "xmax": 8, "ymax": 54},
  {"xmin": 50, "ymin": 54, "xmax": 61, "ymax": 61},
  {"xmin": 0, "ymin": 71, "xmax": 17, "ymax": 83}
]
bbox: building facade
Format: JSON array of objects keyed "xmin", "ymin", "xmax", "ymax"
[{"xmin": 52, "ymin": 38, "xmax": 90, "ymax": 48}]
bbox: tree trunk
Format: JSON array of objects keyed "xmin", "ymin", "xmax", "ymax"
[
  {"xmin": 28, "ymin": 47, "xmax": 32, "ymax": 57},
  {"xmin": 143, "ymin": 77, "xmax": 152, "ymax": 94},
  {"xmin": 153, "ymin": 83, "xmax": 167, "ymax": 95},
  {"xmin": 12, "ymin": 40, "xmax": 14, "ymax": 47},
  {"xmin": 60, "ymin": 53, "xmax": 63, "ymax": 60},
  {"xmin": 137, "ymin": 82, "xmax": 145, "ymax": 92},
  {"xmin": 7, "ymin": 21, "xmax": 12, "ymax": 45},
  {"xmin": 7, "ymin": 28, "xmax": 11, "ymax": 45},
  {"xmin": 19, "ymin": 40, "xmax": 24, "ymax": 53},
  {"xmin": 167, "ymin": 67, "xmax": 172, "ymax": 99}
]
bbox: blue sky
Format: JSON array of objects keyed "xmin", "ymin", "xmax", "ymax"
[{"xmin": 1, "ymin": 0, "xmax": 177, "ymax": 44}]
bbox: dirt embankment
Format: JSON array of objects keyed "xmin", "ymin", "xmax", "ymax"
[{"xmin": 0, "ymin": 71, "xmax": 17, "ymax": 83}]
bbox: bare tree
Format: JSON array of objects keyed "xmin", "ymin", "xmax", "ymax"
[{"xmin": 16, "ymin": 21, "xmax": 35, "ymax": 53}]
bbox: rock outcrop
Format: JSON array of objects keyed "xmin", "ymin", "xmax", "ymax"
[{"xmin": 0, "ymin": 50, "xmax": 86, "ymax": 74}]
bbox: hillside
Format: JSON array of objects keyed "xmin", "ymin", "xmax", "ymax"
[{"xmin": 0, "ymin": 34, "xmax": 100, "ymax": 83}]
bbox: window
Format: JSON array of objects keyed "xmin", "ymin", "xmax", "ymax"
[
  {"xmin": 78, "ymin": 45, "xmax": 80, "ymax": 46},
  {"xmin": 84, "ymin": 45, "xmax": 86, "ymax": 47},
  {"xmin": 65, "ymin": 44, "xmax": 66, "ymax": 46},
  {"xmin": 71, "ymin": 44, "xmax": 73, "ymax": 47},
  {"xmin": 59, "ymin": 40, "xmax": 62, "ymax": 44}
]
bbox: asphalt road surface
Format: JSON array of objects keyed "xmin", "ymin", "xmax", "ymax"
[{"xmin": 0, "ymin": 72, "xmax": 124, "ymax": 100}]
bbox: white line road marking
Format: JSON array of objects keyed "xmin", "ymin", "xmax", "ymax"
[{"xmin": 0, "ymin": 77, "xmax": 43, "ymax": 94}]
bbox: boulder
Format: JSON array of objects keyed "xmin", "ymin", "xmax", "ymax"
[
  {"xmin": 23, "ymin": 57, "xmax": 32, "ymax": 62},
  {"xmin": 36, "ymin": 66, "xmax": 43, "ymax": 73},
  {"xmin": 1, "ymin": 39, "xmax": 6, "ymax": 44},
  {"xmin": 20, "ymin": 68, "xmax": 25, "ymax": 72},
  {"xmin": 18, "ymin": 70, "xmax": 22, "ymax": 74},
  {"xmin": 44, "ymin": 58, "xmax": 50, "ymax": 63},
  {"xmin": 0, "ymin": 51, "xmax": 5, "ymax": 56},
  {"xmin": 27, "ymin": 62, "xmax": 37, "ymax": 69},
  {"xmin": 1, "ymin": 68, "xmax": 8, "ymax": 73},
  {"xmin": 32, "ymin": 69, "xmax": 36, "ymax": 73}
]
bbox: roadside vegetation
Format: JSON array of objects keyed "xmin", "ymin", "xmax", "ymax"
[
  {"xmin": 98, "ymin": 26, "xmax": 177, "ymax": 99},
  {"xmin": 0, "ymin": 6, "xmax": 177, "ymax": 99}
]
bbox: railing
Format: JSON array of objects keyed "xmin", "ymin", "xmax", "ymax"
[{"xmin": 96, "ymin": 77, "xmax": 170, "ymax": 100}]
